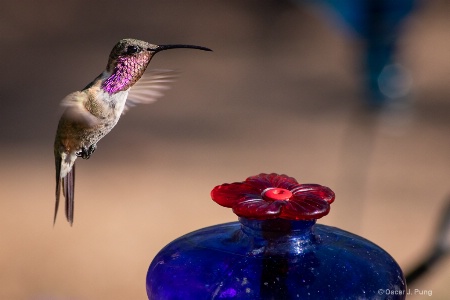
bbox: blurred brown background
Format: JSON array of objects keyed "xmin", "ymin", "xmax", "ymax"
[{"xmin": 1, "ymin": 0, "xmax": 449, "ymax": 299}]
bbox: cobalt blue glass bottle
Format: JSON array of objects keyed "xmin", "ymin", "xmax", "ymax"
[{"xmin": 146, "ymin": 173, "xmax": 406, "ymax": 299}]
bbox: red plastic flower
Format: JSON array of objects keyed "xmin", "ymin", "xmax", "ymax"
[{"xmin": 211, "ymin": 173, "xmax": 335, "ymax": 220}]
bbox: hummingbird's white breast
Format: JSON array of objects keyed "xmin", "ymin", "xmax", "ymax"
[
  {"xmin": 98, "ymin": 88, "xmax": 130, "ymax": 119},
  {"xmin": 88, "ymin": 88, "xmax": 130, "ymax": 144}
]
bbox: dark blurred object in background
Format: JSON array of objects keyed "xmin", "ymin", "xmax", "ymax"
[
  {"xmin": 406, "ymin": 196, "xmax": 450, "ymax": 285},
  {"xmin": 296, "ymin": 0, "xmax": 418, "ymax": 107}
]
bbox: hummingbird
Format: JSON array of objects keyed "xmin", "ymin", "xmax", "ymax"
[{"xmin": 54, "ymin": 38, "xmax": 211, "ymax": 225}]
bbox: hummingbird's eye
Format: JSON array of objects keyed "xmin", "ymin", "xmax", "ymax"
[{"xmin": 126, "ymin": 45, "xmax": 140, "ymax": 54}]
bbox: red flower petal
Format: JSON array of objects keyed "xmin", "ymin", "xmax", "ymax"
[
  {"xmin": 280, "ymin": 195, "xmax": 330, "ymax": 220},
  {"xmin": 233, "ymin": 199, "xmax": 284, "ymax": 220},
  {"xmin": 291, "ymin": 184, "xmax": 335, "ymax": 204},
  {"xmin": 211, "ymin": 182, "xmax": 260, "ymax": 207},
  {"xmin": 246, "ymin": 173, "xmax": 299, "ymax": 191}
]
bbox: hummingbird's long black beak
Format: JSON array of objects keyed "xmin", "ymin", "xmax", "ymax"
[{"xmin": 151, "ymin": 44, "xmax": 212, "ymax": 53}]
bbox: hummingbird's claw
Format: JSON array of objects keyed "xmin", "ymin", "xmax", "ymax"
[{"xmin": 76, "ymin": 144, "xmax": 97, "ymax": 159}]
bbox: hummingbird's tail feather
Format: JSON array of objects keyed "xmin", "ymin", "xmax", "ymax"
[
  {"xmin": 54, "ymin": 152, "xmax": 76, "ymax": 225},
  {"xmin": 62, "ymin": 163, "xmax": 75, "ymax": 225},
  {"xmin": 54, "ymin": 155, "xmax": 62, "ymax": 225}
]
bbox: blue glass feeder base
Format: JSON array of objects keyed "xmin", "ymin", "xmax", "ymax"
[{"xmin": 147, "ymin": 219, "xmax": 405, "ymax": 299}]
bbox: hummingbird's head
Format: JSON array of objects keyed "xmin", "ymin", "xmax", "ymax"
[
  {"xmin": 103, "ymin": 38, "xmax": 211, "ymax": 94},
  {"xmin": 106, "ymin": 39, "xmax": 154, "ymax": 73}
]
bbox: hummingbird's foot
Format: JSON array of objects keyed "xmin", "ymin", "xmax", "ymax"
[{"xmin": 76, "ymin": 144, "xmax": 97, "ymax": 159}]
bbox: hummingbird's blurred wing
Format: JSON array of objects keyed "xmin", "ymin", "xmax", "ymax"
[
  {"xmin": 124, "ymin": 69, "xmax": 178, "ymax": 114},
  {"xmin": 60, "ymin": 91, "xmax": 100, "ymax": 127}
]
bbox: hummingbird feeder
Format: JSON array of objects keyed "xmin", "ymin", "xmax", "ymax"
[{"xmin": 146, "ymin": 173, "xmax": 406, "ymax": 299}]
